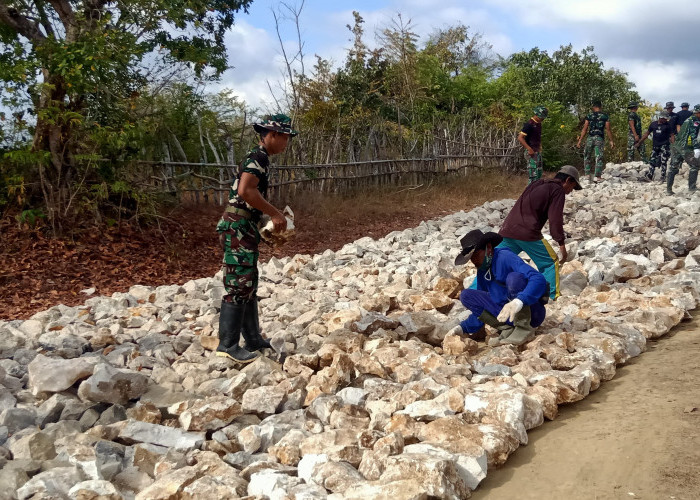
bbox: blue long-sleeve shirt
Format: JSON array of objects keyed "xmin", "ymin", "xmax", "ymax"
[{"xmin": 475, "ymin": 248, "xmax": 547, "ymax": 306}]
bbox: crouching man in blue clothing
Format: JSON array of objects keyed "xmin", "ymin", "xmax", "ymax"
[{"xmin": 454, "ymin": 230, "xmax": 548, "ymax": 347}]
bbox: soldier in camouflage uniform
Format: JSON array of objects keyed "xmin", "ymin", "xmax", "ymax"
[
  {"xmin": 668, "ymin": 104, "xmax": 700, "ymax": 194},
  {"xmin": 577, "ymin": 100, "xmax": 614, "ymax": 182},
  {"xmin": 215, "ymin": 114, "xmax": 298, "ymax": 363},
  {"xmin": 518, "ymin": 106, "xmax": 548, "ymax": 184},
  {"xmin": 636, "ymin": 111, "xmax": 675, "ymax": 183},
  {"xmin": 627, "ymin": 102, "xmax": 646, "ymax": 162}
]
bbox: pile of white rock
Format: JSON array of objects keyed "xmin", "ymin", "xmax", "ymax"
[{"xmin": 1, "ymin": 161, "xmax": 699, "ymax": 499}]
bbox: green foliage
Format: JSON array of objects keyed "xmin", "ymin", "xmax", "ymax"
[
  {"xmin": 0, "ymin": 5, "xmax": 648, "ymax": 229},
  {"xmin": 15, "ymin": 208, "xmax": 45, "ymax": 229}
]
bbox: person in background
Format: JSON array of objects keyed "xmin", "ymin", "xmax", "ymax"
[
  {"xmin": 665, "ymin": 101, "xmax": 679, "ymax": 134},
  {"xmin": 627, "ymin": 102, "xmax": 645, "ymax": 163},
  {"xmin": 668, "ymin": 104, "xmax": 700, "ymax": 194},
  {"xmin": 453, "ymin": 230, "xmax": 548, "ymax": 347},
  {"xmin": 577, "ymin": 100, "xmax": 614, "ymax": 183},
  {"xmin": 215, "ymin": 114, "xmax": 297, "ymax": 363},
  {"xmin": 518, "ymin": 106, "xmax": 549, "ymax": 185},
  {"xmin": 675, "ymin": 102, "xmax": 693, "ymax": 134},
  {"xmin": 636, "ymin": 111, "xmax": 675, "ymax": 183}
]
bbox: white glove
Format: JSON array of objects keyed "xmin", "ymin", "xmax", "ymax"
[
  {"xmin": 497, "ymin": 298, "xmax": 524, "ymax": 323},
  {"xmin": 694, "ymin": 149, "xmax": 700, "ymax": 159},
  {"xmin": 447, "ymin": 325, "xmax": 463, "ymax": 336}
]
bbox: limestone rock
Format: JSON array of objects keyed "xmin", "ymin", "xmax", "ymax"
[
  {"xmin": 28, "ymin": 354, "xmax": 97, "ymax": 395},
  {"xmin": 78, "ymin": 364, "xmax": 149, "ymax": 405}
]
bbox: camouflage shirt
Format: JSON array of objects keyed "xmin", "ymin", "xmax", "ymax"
[
  {"xmin": 586, "ymin": 112, "xmax": 609, "ymax": 137},
  {"xmin": 628, "ymin": 111, "xmax": 641, "ymax": 135},
  {"xmin": 227, "ymin": 145, "xmax": 270, "ymax": 221},
  {"xmin": 674, "ymin": 115, "xmax": 700, "ymax": 152}
]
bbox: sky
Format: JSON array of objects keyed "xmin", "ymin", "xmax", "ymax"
[{"xmin": 216, "ymin": 0, "xmax": 700, "ymax": 113}]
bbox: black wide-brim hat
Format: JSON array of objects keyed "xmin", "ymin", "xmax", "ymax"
[
  {"xmin": 454, "ymin": 230, "xmax": 503, "ymax": 265},
  {"xmin": 253, "ymin": 113, "xmax": 299, "ymax": 136}
]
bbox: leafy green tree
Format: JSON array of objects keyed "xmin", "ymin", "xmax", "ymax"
[{"xmin": 0, "ymin": 0, "xmax": 252, "ymax": 230}]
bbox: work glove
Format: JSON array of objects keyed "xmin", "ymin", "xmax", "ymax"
[
  {"xmin": 497, "ymin": 298, "xmax": 524, "ymax": 323},
  {"xmin": 694, "ymin": 149, "xmax": 700, "ymax": 159},
  {"xmin": 446, "ymin": 325, "xmax": 463, "ymax": 336}
]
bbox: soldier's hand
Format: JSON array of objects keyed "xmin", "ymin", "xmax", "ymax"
[
  {"xmin": 610, "ymin": 141, "xmax": 615, "ymax": 148},
  {"xmin": 271, "ymin": 212, "xmax": 287, "ymax": 233}
]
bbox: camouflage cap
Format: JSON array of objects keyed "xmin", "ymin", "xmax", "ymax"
[
  {"xmin": 534, "ymin": 106, "xmax": 548, "ymax": 119},
  {"xmin": 253, "ymin": 113, "xmax": 298, "ymax": 136},
  {"xmin": 627, "ymin": 101, "xmax": 639, "ymax": 109},
  {"xmin": 680, "ymin": 102, "xmax": 690, "ymax": 108},
  {"xmin": 665, "ymin": 101, "xmax": 675, "ymax": 109},
  {"xmin": 694, "ymin": 104, "xmax": 700, "ymax": 113},
  {"xmin": 659, "ymin": 110, "xmax": 670, "ymax": 119}
]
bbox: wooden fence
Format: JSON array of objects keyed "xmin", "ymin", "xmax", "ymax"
[{"xmin": 135, "ymin": 147, "xmax": 520, "ymax": 205}]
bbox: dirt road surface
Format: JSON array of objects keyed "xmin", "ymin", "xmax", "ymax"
[{"xmin": 472, "ymin": 316, "xmax": 700, "ymax": 500}]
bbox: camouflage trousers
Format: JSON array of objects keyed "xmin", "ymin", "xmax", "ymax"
[
  {"xmin": 216, "ymin": 213, "xmax": 260, "ymax": 304},
  {"xmin": 627, "ymin": 132, "xmax": 646, "ymax": 162},
  {"xmin": 647, "ymin": 143, "xmax": 671, "ymax": 178},
  {"xmin": 524, "ymin": 151, "xmax": 543, "ymax": 184},
  {"xmin": 583, "ymin": 136, "xmax": 605, "ymax": 176},
  {"xmin": 669, "ymin": 149, "xmax": 700, "ymax": 188},
  {"xmin": 669, "ymin": 147, "xmax": 699, "ymax": 172}
]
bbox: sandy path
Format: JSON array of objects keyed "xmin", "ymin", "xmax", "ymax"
[{"xmin": 471, "ymin": 317, "xmax": 700, "ymax": 500}]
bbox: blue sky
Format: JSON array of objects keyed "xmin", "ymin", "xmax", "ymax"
[{"xmin": 216, "ymin": 0, "xmax": 700, "ymax": 112}]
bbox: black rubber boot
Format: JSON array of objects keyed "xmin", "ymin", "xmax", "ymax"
[
  {"xmin": 666, "ymin": 169, "xmax": 676, "ymax": 195},
  {"xmin": 689, "ymin": 168, "xmax": 699, "ymax": 192},
  {"xmin": 241, "ymin": 299, "xmax": 272, "ymax": 351},
  {"xmin": 216, "ymin": 301, "xmax": 258, "ymax": 363}
]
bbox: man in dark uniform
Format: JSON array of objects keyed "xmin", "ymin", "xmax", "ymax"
[
  {"xmin": 577, "ymin": 100, "xmax": 614, "ymax": 182},
  {"xmin": 675, "ymin": 102, "xmax": 692, "ymax": 134},
  {"xmin": 669, "ymin": 104, "xmax": 700, "ymax": 194},
  {"xmin": 627, "ymin": 102, "xmax": 645, "ymax": 162},
  {"xmin": 215, "ymin": 114, "xmax": 297, "ymax": 363},
  {"xmin": 518, "ymin": 106, "xmax": 548, "ymax": 184},
  {"xmin": 636, "ymin": 111, "xmax": 675, "ymax": 182},
  {"xmin": 665, "ymin": 101, "xmax": 678, "ymax": 134}
]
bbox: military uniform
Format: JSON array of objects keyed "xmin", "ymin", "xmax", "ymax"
[
  {"xmin": 669, "ymin": 105, "xmax": 700, "ymax": 194},
  {"xmin": 674, "ymin": 103, "xmax": 692, "ymax": 132},
  {"xmin": 217, "ymin": 145, "xmax": 270, "ymax": 304},
  {"xmin": 519, "ymin": 106, "xmax": 548, "ymax": 184},
  {"xmin": 214, "ymin": 114, "xmax": 297, "ymax": 363},
  {"xmin": 627, "ymin": 104, "xmax": 645, "ymax": 162},
  {"xmin": 644, "ymin": 117, "xmax": 675, "ymax": 181},
  {"xmin": 583, "ymin": 111, "xmax": 609, "ymax": 177}
]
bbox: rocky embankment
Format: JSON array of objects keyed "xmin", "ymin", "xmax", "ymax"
[{"xmin": 1, "ymin": 162, "xmax": 700, "ymax": 500}]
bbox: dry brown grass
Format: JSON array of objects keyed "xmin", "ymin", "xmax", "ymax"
[{"xmin": 287, "ymin": 169, "xmax": 530, "ymax": 222}]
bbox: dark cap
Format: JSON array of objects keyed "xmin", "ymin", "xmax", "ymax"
[
  {"xmin": 627, "ymin": 102, "xmax": 639, "ymax": 109},
  {"xmin": 454, "ymin": 230, "xmax": 503, "ymax": 266},
  {"xmin": 558, "ymin": 165, "xmax": 583, "ymax": 190},
  {"xmin": 665, "ymin": 101, "xmax": 675, "ymax": 109},
  {"xmin": 592, "ymin": 99, "xmax": 602, "ymax": 108},
  {"xmin": 680, "ymin": 102, "xmax": 690, "ymax": 108}
]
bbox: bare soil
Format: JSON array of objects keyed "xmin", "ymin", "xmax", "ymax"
[{"xmin": 472, "ymin": 316, "xmax": 700, "ymax": 500}]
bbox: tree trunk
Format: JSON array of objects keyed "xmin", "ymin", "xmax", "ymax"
[{"xmin": 31, "ymin": 70, "xmax": 73, "ymax": 232}]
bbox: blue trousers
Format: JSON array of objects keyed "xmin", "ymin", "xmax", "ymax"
[
  {"xmin": 459, "ymin": 272, "xmax": 546, "ymax": 334},
  {"xmin": 497, "ymin": 238, "xmax": 559, "ymax": 300}
]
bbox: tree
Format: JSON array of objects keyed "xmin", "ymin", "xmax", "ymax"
[{"xmin": 0, "ymin": 0, "xmax": 252, "ymax": 230}]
